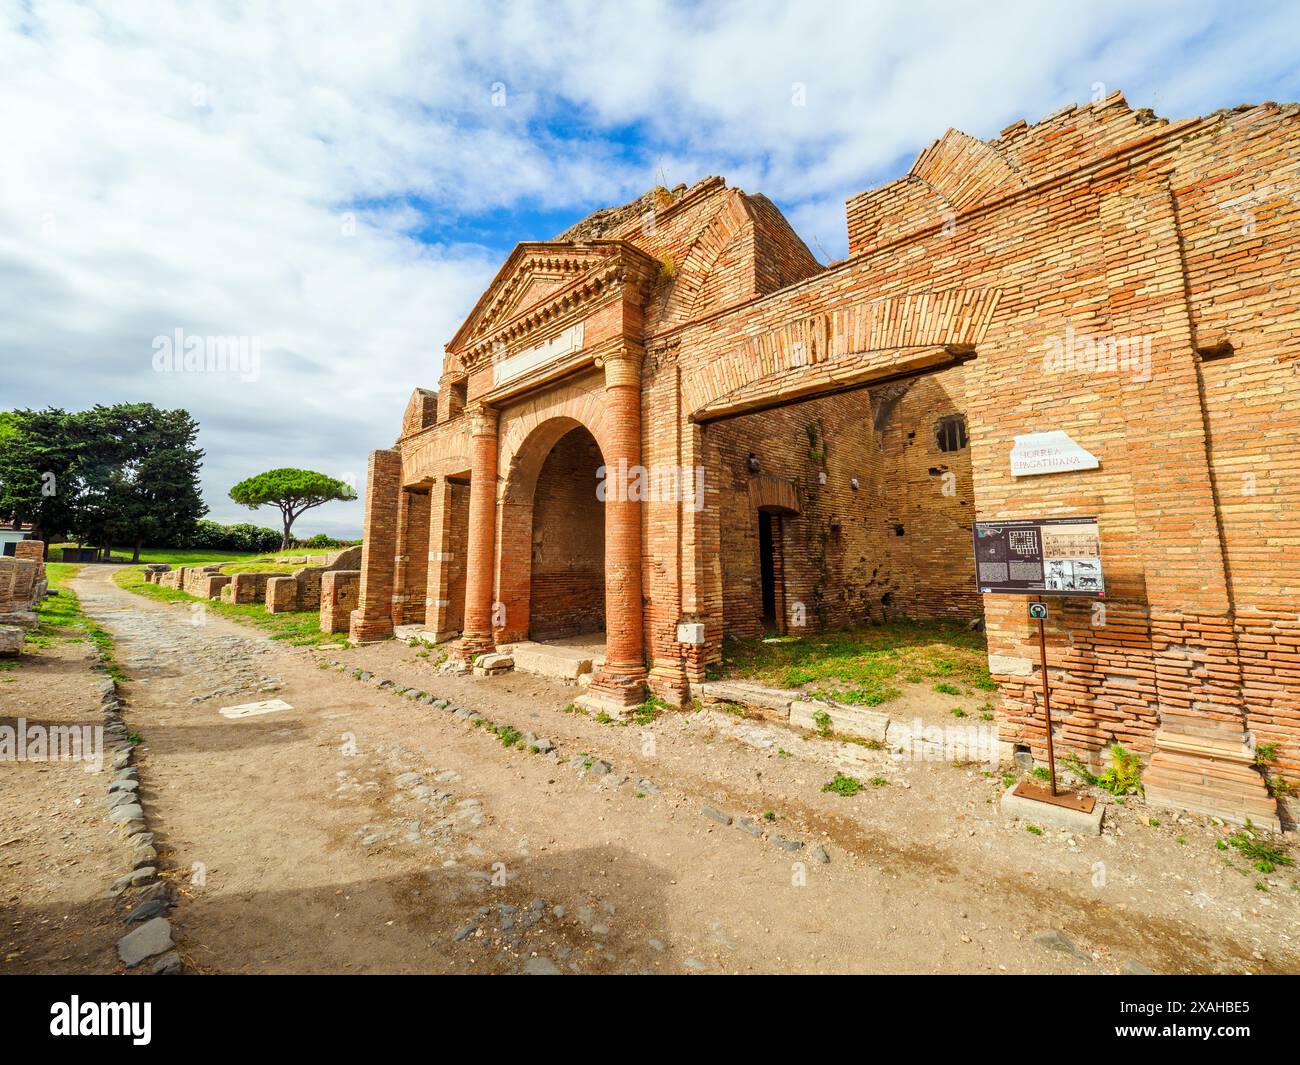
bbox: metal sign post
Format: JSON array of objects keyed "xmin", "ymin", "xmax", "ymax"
[
  {"xmin": 1011, "ymin": 599, "xmax": 1095, "ymax": 813},
  {"xmin": 972, "ymin": 518, "xmax": 1103, "ymax": 816},
  {"xmin": 1029, "ymin": 600, "xmax": 1058, "ymax": 796}
]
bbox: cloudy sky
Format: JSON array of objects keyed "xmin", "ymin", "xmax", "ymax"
[{"xmin": 3, "ymin": 1, "xmax": 1298, "ymax": 537}]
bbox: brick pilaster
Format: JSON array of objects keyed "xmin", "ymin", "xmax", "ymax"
[
  {"xmin": 1099, "ymin": 178, "xmax": 1278, "ymax": 828},
  {"xmin": 424, "ymin": 480, "xmax": 458, "ymax": 640},
  {"xmin": 349, "ymin": 448, "xmax": 401, "ymax": 644}
]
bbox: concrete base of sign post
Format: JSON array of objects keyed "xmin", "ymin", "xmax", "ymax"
[{"xmin": 1001, "ymin": 783, "xmax": 1105, "ymax": 835}]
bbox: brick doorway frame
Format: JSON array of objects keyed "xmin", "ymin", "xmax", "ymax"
[{"xmin": 497, "ymin": 418, "xmax": 608, "ymax": 645}]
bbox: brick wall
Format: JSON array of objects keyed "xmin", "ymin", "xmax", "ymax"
[{"xmin": 707, "ymin": 391, "xmax": 888, "ymax": 638}]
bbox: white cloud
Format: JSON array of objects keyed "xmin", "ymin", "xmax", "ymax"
[{"xmin": 2, "ymin": 1, "xmax": 1296, "ymax": 536}]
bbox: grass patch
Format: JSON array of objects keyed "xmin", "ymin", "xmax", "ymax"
[
  {"xmin": 821, "ymin": 772, "xmax": 863, "ymax": 797},
  {"xmin": 631, "ymin": 696, "xmax": 670, "ymax": 726},
  {"xmin": 51, "ymin": 545, "xmax": 264, "ymax": 566},
  {"xmin": 1225, "ymin": 828, "xmax": 1293, "ymax": 873},
  {"xmin": 25, "ymin": 564, "xmax": 126, "ymax": 681},
  {"xmin": 720, "ymin": 619, "xmax": 988, "ymax": 708},
  {"xmin": 494, "ymin": 724, "xmax": 522, "ymax": 748},
  {"xmin": 113, "ymin": 565, "xmax": 333, "ymax": 646},
  {"xmin": 1253, "ymin": 742, "xmax": 1296, "ymax": 800}
]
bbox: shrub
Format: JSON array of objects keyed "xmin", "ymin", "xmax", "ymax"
[
  {"xmin": 1065, "ymin": 744, "xmax": 1143, "ymax": 796},
  {"xmin": 179, "ymin": 519, "xmax": 281, "ymax": 553}
]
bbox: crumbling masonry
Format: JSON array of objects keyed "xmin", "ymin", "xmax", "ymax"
[{"xmin": 351, "ymin": 93, "xmax": 1300, "ymax": 829}]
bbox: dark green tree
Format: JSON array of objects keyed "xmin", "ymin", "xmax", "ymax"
[
  {"xmin": 229, "ymin": 468, "xmax": 356, "ymax": 551},
  {"xmin": 0, "ymin": 408, "xmax": 81, "ymax": 550},
  {"xmin": 77, "ymin": 405, "xmax": 207, "ymax": 561}
]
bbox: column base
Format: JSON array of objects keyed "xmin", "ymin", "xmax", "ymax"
[
  {"xmin": 449, "ymin": 633, "xmax": 496, "ymax": 667},
  {"xmin": 576, "ymin": 671, "xmax": 648, "ymax": 718},
  {"xmin": 1143, "ymin": 714, "xmax": 1281, "ymax": 831},
  {"xmin": 348, "ymin": 611, "xmax": 394, "ymax": 644}
]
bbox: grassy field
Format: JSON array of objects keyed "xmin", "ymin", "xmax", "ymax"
[
  {"xmin": 16, "ymin": 562, "xmax": 126, "ymax": 681},
  {"xmin": 217, "ymin": 558, "xmax": 332, "ymax": 575},
  {"xmin": 113, "ymin": 566, "xmax": 337, "ymax": 646},
  {"xmin": 49, "ymin": 545, "xmax": 338, "ymax": 566},
  {"xmin": 719, "ymin": 619, "xmax": 995, "ymax": 706}
]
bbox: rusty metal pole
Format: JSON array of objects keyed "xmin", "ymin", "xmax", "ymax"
[{"xmin": 1037, "ymin": 611, "xmax": 1057, "ymax": 797}]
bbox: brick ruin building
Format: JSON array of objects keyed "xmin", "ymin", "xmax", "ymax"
[{"xmin": 350, "ymin": 93, "xmax": 1300, "ymax": 829}]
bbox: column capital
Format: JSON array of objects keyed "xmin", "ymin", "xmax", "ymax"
[
  {"xmin": 467, "ymin": 403, "xmax": 499, "ymax": 437},
  {"xmin": 597, "ymin": 349, "xmax": 642, "ymax": 390}
]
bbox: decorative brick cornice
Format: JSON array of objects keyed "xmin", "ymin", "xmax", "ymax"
[{"xmin": 453, "ymin": 242, "xmax": 660, "ymax": 373}]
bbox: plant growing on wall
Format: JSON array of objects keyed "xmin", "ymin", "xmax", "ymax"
[
  {"xmin": 805, "ymin": 421, "xmax": 827, "ymax": 467},
  {"xmin": 229, "ymin": 468, "xmax": 356, "ymax": 551}
]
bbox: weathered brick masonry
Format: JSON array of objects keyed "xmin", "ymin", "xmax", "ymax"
[{"xmin": 352, "ymin": 93, "xmax": 1300, "ymax": 827}]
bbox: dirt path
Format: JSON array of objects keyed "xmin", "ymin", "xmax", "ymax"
[
  {"xmin": 0, "ymin": 635, "xmax": 125, "ymax": 973},
  {"xmin": 19, "ymin": 564, "xmax": 1296, "ymax": 975}
]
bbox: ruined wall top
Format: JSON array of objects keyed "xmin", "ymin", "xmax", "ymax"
[{"xmin": 844, "ymin": 90, "xmax": 1298, "ymax": 257}]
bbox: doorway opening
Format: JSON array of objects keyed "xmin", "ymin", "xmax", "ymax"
[{"xmin": 759, "ymin": 510, "xmax": 779, "ymax": 632}]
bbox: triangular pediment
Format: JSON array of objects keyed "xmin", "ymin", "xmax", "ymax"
[{"xmin": 449, "ymin": 242, "xmax": 620, "ymax": 352}]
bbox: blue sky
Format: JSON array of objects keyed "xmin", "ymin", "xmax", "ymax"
[{"xmin": 3, "ymin": 0, "xmax": 1299, "ymax": 537}]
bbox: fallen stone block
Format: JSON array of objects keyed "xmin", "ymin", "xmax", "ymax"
[
  {"xmin": 473, "ymin": 653, "xmax": 514, "ymax": 676},
  {"xmin": 700, "ymin": 680, "xmax": 797, "ymax": 717}
]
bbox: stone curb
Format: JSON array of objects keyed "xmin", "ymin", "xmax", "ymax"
[{"xmin": 96, "ymin": 671, "xmax": 181, "ymax": 974}]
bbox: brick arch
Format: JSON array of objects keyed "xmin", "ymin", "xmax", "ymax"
[
  {"xmin": 748, "ymin": 473, "xmax": 800, "ymax": 515},
  {"xmin": 909, "ymin": 129, "xmax": 1025, "ymax": 214},
  {"xmin": 494, "ymin": 380, "xmax": 614, "ymax": 643},
  {"xmin": 683, "ymin": 288, "xmax": 1002, "ymax": 422},
  {"xmin": 400, "ymin": 422, "xmax": 471, "ymax": 486},
  {"xmin": 495, "ymin": 376, "xmax": 615, "ymax": 503}
]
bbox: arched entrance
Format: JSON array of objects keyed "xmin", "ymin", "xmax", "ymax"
[
  {"xmin": 528, "ymin": 425, "xmax": 606, "ymax": 640},
  {"xmin": 495, "ymin": 414, "xmax": 612, "ymax": 649}
]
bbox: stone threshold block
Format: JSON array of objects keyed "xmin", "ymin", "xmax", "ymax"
[
  {"xmin": 700, "ymin": 680, "xmax": 801, "ymax": 721},
  {"xmin": 790, "ymin": 697, "xmax": 888, "ymax": 742},
  {"xmin": 1001, "ymin": 783, "xmax": 1105, "ymax": 835}
]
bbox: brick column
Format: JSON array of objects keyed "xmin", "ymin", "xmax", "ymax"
[
  {"xmin": 349, "ymin": 448, "xmax": 401, "ymax": 643},
  {"xmin": 580, "ymin": 350, "xmax": 647, "ymax": 713},
  {"xmin": 424, "ymin": 480, "xmax": 459, "ymax": 641},
  {"xmin": 451, "ymin": 405, "xmax": 499, "ymax": 663}
]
